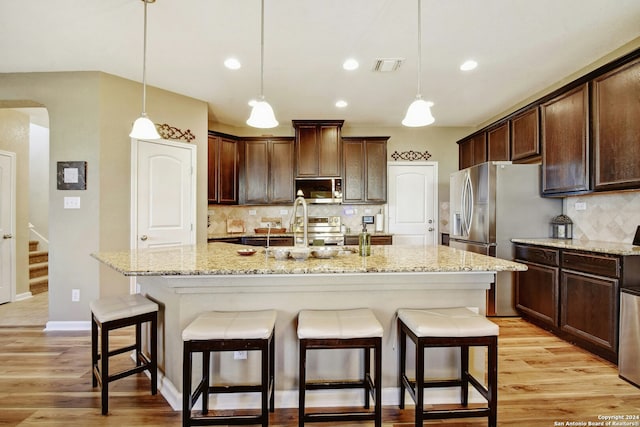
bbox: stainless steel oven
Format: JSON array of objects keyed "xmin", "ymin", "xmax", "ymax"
[{"xmin": 293, "ymin": 216, "xmax": 344, "ymax": 246}]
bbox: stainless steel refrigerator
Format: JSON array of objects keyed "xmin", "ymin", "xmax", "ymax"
[{"xmin": 449, "ymin": 161, "xmax": 561, "ymax": 316}]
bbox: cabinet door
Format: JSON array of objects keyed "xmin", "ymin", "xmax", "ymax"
[
  {"xmin": 458, "ymin": 138, "xmax": 473, "ymax": 170},
  {"xmin": 343, "ymin": 139, "xmax": 365, "ymax": 202},
  {"xmin": 592, "ymin": 58, "xmax": 640, "ymax": 191},
  {"xmin": 207, "ymin": 135, "xmax": 218, "ymax": 203},
  {"xmin": 295, "ymin": 125, "xmax": 318, "ymax": 177},
  {"xmin": 242, "ymin": 139, "xmax": 269, "ymax": 204},
  {"xmin": 471, "ymin": 133, "xmax": 487, "ymax": 165},
  {"xmin": 511, "ymin": 107, "xmax": 540, "ymax": 161},
  {"xmin": 541, "ymin": 83, "xmax": 589, "ymax": 195},
  {"xmin": 294, "ymin": 121, "xmax": 343, "ymax": 178},
  {"xmin": 365, "ymin": 139, "xmax": 387, "ymax": 203},
  {"xmin": 515, "ymin": 261, "xmax": 559, "ymax": 327},
  {"xmin": 487, "ymin": 123, "xmax": 510, "ymax": 161},
  {"xmin": 318, "ymin": 124, "xmax": 341, "ymax": 177},
  {"xmin": 269, "ymin": 139, "xmax": 294, "ymax": 204},
  {"xmin": 218, "ymin": 137, "xmax": 238, "ymax": 204},
  {"xmin": 561, "ymin": 270, "xmax": 618, "ymax": 357}
]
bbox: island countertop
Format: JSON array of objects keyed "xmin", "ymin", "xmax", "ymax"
[{"xmin": 91, "ymin": 242, "xmax": 526, "ymax": 276}]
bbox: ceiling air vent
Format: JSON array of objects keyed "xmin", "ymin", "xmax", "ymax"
[{"xmin": 372, "ymin": 58, "xmax": 404, "ymax": 72}]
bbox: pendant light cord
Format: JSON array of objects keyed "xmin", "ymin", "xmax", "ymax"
[
  {"xmin": 416, "ymin": 0, "xmax": 422, "ymax": 97},
  {"xmin": 142, "ymin": 0, "xmax": 149, "ymax": 116},
  {"xmin": 260, "ymin": 0, "xmax": 265, "ymax": 99}
]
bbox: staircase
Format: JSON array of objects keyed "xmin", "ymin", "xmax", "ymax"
[{"xmin": 29, "ymin": 240, "xmax": 48, "ymax": 295}]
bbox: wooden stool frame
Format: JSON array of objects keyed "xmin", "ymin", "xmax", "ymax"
[
  {"xmin": 182, "ymin": 331, "xmax": 275, "ymax": 427},
  {"xmin": 91, "ymin": 310, "xmax": 158, "ymax": 415},
  {"xmin": 398, "ymin": 319, "xmax": 498, "ymax": 427},
  {"xmin": 298, "ymin": 337, "xmax": 382, "ymax": 427}
]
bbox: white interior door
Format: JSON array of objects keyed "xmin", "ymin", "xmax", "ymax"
[
  {"xmin": 387, "ymin": 162, "xmax": 438, "ymax": 246},
  {"xmin": 0, "ymin": 151, "xmax": 16, "ymax": 304},
  {"xmin": 131, "ymin": 139, "xmax": 196, "ymax": 250}
]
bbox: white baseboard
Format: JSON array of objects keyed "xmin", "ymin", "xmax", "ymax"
[
  {"xmin": 14, "ymin": 291, "xmax": 33, "ymax": 301},
  {"xmin": 44, "ymin": 320, "xmax": 91, "ymax": 331}
]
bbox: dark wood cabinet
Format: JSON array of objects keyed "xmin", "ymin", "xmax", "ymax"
[
  {"xmin": 342, "ymin": 137, "xmax": 388, "ymax": 204},
  {"xmin": 242, "ymin": 236, "xmax": 293, "ymax": 247},
  {"xmin": 515, "ymin": 245, "xmax": 560, "ymax": 328},
  {"xmin": 592, "ymin": 57, "xmax": 640, "ymax": 191},
  {"xmin": 240, "ymin": 137, "xmax": 294, "ymax": 205},
  {"xmin": 293, "ymin": 120, "xmax": 344, "ymax": 178},
  {"xmin": 540, "ymin": 83, "xmax": 590, "ymax": 196},
  {"xmin": 458, "ymin": 133, "xmax": 486, "ymax": 169},
  {"xmin": 344, "ymin": 235, "xmax": 393, "ymax": 245},
  {"xmin": 510, "ymin": 107, "xmax": 540, "ymax": 162},
  {"xmin": 208, "ymin": 132, "xmax": 239, "ymax": 204},
  {"xmin": 487, "ymin": 122, "xmax": 510, "ymax": 161}
]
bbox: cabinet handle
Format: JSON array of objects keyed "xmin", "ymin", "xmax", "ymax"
[{"xmin": 2, "ymin": 234, "xmax": 12, "ymax": 239}]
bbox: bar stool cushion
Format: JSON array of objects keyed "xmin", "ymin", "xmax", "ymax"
[
  {"xmin": 398, "ymin": 307, "xmax": 499, "ymax": 337},
  {"xmin": 90, "ymin": 294, "xmax": 158, "ymax": 323},
  {"xmin": 182, "ymin": 310, "xmax": 277, "ymax": 341},
  {"xmin": 297, "ymin": 308, "xmax": 384, "ymax": 339}
]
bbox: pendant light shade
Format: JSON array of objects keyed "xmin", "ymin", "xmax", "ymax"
[
  {"xmin": 247, "ymin": 0, "xmax": 278, "ymax": 128},
  {"xmin": 130, "ymin": 0, "xmax": 160, "ymax": 140},
  {"xmin": 402, "ymin": 96, "xmax": 435, "ymax": 127},
  {"xmin": 402, "ymin": 0, "xmax": 435, "ymax": 127}
]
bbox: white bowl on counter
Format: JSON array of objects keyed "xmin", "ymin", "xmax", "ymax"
[
  {"xmin": 289, "ymin": 247, "xmax": 310, "ymax": 261},
  {"xmin": 270, "ymin": 248, "xmax": 290, "ymax": 260},
  {"xmin": 310, "ymin": 247, "xmax": 339, "ymax": 259}
]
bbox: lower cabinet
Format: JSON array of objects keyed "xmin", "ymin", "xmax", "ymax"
[
  {"xmin": 344, "ymin": 235, "xmax": 393, "ymax": 246},
  {"xmin": 242, "ymin": 236, "xmax": 294, "ymax": 247},
  {"xmin": 514, "ymin": 243, "xmax": 638, "ymax": 363}
]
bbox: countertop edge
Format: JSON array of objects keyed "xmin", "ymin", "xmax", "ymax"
[{"xmin": 511, "ymin": 238, "xmax": 640, "ymax": 256}]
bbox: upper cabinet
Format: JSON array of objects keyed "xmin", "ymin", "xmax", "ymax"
[
  {"xmin": 541, "ymin": 83, "xmax": 589, "ymax": 196},
  {"xmin": 240, "ymin": 137, "xmax": 294, "ymax": 205},
  {"xmin": 487, "ymin": 122, "xmax": 510, "ymax": 161},
  {"xmin": 342, "ymin": 137, "xmax": 388, "ymax": 204},
  {"xmin": 458, "ymin": 132, "xmax": 486, "ymax": 169},
  {"xmin": 208, "ymin": 131, "xmax": 239, "ymax": 204},
  {"xmin": 510, "ymin": 107, "xmax": 540, "ymax": 162},
  {"xmin": 592, "ymin": 57, "xmax": 640, "ymax": 192},
  {"xmin": 293, "ymin": 120, "xmax": 344, "ymax": 178}
]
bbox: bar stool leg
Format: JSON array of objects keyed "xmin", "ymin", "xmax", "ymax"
[
  {"xmin": 298, "ymin": 339, "xmax": 306, "ymax": 427},
  {"xmin": 183, "ymin": 342, "xmax": 192, "ymax": 427},
  {"xmin": 489, "ymin": 337, "xmax": 498, "ymax": 427},
  {"xmin": 100, "ymin": 324, "xmax": 109, "ymax": 415},
  {"xmin": 398, "ymin": 323, "xmax": 406, "ymax": 409},
  {"xmin": 415, "ymin": 337, "xmax": 425, "ymax": 427},
  {"xmin": 91, "ymin": 315, "xmax": 98, "ymax": 388},
  {"xmin": 364, "ymin": 346, "xmax": 371, "ymax": 409},
  {"xmin": 461, "ymin": 344, "xmax": 469, "ymax": 406},
  {"xmin": 374, "ymin": 338, "xmax": 382, "ymax": 427},
  {"xmin": 261, "ymin": 338, "xmax": 269, "ymax": 427},
  {"xmin": 150, "ymin": 315, "xmax": 158, "ymax": 395},
  {"xmin": 269, "ymin": 332, "xmax": 275, "ymax": 412},
  {"xmin": 201, "ymin": 350, "xmax": 210, "ymax": 415}
]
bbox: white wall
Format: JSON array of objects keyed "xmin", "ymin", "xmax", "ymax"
[{"xmin": 29, "ymin": 121, "xmax": 49, "ymax": 250}]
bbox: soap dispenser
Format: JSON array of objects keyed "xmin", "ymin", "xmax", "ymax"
[{"xmin": 359, "ymin": 224, "xmax": 371, "ymax": 257}]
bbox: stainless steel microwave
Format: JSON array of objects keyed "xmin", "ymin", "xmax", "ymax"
[{"xmin": 295, "ymin": 178, "xmax": 342, "ymax": 204}]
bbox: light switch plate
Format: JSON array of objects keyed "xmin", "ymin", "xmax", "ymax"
[{"xmin": 64, "ymin": 196, "xmax": 81, "ymax": 209}]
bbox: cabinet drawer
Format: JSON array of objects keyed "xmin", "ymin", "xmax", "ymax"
[
  {"xmin": 561, "ymin": 251, "xmax": 620, "ymax": 278},
  {"xmin": 514, "ymin": 244, "xmax": 559, "ymax": 266}
]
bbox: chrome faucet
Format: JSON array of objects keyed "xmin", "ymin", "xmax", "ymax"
[{"xmin": 292, "ymin": 190, "xmax": 308, "ymax": 247}]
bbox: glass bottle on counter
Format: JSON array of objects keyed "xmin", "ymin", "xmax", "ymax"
[{"xmin": 359, "ymin": 225, "xmax": 371, "ymax": 256}]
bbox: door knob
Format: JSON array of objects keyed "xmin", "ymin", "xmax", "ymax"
[
  {"xmin": 428, "ymin": 227, "xmax": 434, "ymax": 232},
  {"xmin": 140, "ymin": 235, "xmax": 148, "ymax": 241},
  {"xmin": 2, "ymin": 234, "xmax": 12, "ymax": 239}
]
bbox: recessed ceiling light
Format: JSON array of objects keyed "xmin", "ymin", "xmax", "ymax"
[
  {"xmin": 343, "ymin": 58, "xmax": 359, "ymax": 71},
  {"xmin": 460, "ymin": 60, "xmax": 478, "ymax": 71},
  {"xmin": 335, "ymin": 100, "xmax": 348, "ymax": 108},
  {"xmin": 224, "ymin": 57, "xmax": 241, "ymax": 70}
]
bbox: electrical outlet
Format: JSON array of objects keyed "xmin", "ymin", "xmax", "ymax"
[
  {"xmin": 575, "ymin": 202, "xmax": 587, "ymax": 211},
  {"xmin": 280, "ymin": 209, "xmax": 288, "ymax": 215},
  {"xmin": 64, "ymin": 197, "xmax": 81, "ymax": 209},
  {"xmin": 71, "ymin": 289, "xmax": 80, "ymax": 302},
  {"xmin": 248, "ymin": 210, "xmax": 257, "ymax": 216},
  {"xmin": 233, "ymin": 351, "xmax": 247, "ymax": 360}
]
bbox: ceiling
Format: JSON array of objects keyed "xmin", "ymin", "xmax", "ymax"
[{"xmin": 1, "ymin": 0, "xmax": 640, "ymax": 129}]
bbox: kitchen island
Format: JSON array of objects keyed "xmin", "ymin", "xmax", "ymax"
[{"xmin": 92, "ymin": 243, "xmax": 525, "ymax": 410}]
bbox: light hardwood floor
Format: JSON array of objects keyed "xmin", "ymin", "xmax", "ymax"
[{"xmin": 0, "ymin": 317, "xmax": 638, "ymax": 426}]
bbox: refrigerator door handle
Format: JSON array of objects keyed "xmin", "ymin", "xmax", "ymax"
[{"xmin": 463, "ymin": 172, "xmax": 473, "ymax": 236}]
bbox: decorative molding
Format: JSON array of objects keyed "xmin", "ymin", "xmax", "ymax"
[
  {"xmin": 390, "ymin": 150, "xmax": 432, "ymax": 161},
  {"xmin": 157, "ymin": 123, "xmax": 196, "ymax": 143}
]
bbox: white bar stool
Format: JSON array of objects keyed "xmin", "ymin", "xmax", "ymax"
[
  {"xmin": 397, "ymin": 307, "xmax": 499, "ymax": 427},
  {"xmin": 182, "ymin": 310, "xmax": 277, "ymax": 427},
  {"xmin": 90, "ymin": 293, "xmax": 158, "ymax": 415},
  {"xmin": 297, "ymin": 308, "xmax": 383, "ymax": 427}
]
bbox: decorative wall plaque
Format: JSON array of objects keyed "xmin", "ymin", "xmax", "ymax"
[
  {"xmin": 57, "ymin": 161, "xmax": 87, "ymax": 190},
  {"xmin": 157, "ymin": 123, "xmax": 196, "ymax": 142},
  {"xmin": 391, "ymin": 150, "xmax": 432, "ymax": 161}
]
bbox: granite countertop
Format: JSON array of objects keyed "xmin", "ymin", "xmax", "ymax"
[
  {"xmin": 207, "ymin": 232, "xmax": 393, "ymax": 240},
  {"xmin": 92, "ymin": 242, "xmax": 526, "ymax": 276},
  {"xmin": 511, "ymin": 238, "xmax": 640, "ymax": 256}
]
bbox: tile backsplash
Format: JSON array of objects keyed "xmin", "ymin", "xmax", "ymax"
[
  {"xmin": 208, "ymin": 203, "xmax": 386, "ymax": 235},
  {"xmin": 565, "ymin": 191, "xmax": 640, "ymax": 243}
]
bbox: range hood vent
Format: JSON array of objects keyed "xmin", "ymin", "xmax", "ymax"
[{"xmin": 372, "ymin": 58, "xmax": 404, "ymax": 72}]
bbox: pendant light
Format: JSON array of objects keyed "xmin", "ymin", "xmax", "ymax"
[
  {"xmin": 402, "ymin": 0, "xmax": 435, "ymax": 127},
  {"xmin": 247, "ymin": 0, "xmax": 278, "ymax": 128},
  {"xmin": 130, "ymin": 0, "xmax": 161, "ymax": 139}
]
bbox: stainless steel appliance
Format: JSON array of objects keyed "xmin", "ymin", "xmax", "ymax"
[
  {"xmin": 295, "ymin": 178, "xmax": 342, "ymax": 204},
  {"xmin": 619, "ymin": 287, "xmax": 640, "ymax": 388},
  {"xmin": 293, "ymin": 216, "xmax": 344, "ymax": 246},
  {"xmin": 449, "ymin": 161, "xmax": 561, "ymax": 316}
]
